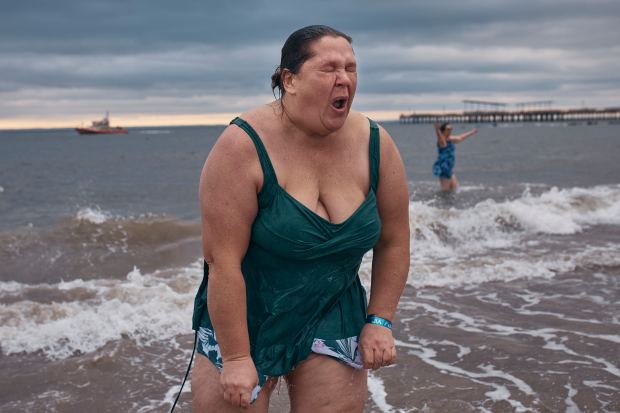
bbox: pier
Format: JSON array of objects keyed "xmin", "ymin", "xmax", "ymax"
[{"xmin": 399, "ymin": 100, "xmax": 620, "ymax": 124}]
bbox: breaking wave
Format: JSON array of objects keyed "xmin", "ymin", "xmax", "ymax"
[{"xmin": 1, "ymin": 185, "xmax": 619, "ymax": 359}]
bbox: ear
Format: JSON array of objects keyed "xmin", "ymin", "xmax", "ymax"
[{"xmin": 281, "ymin": 68, "xmax": 297, "ymax": 96}]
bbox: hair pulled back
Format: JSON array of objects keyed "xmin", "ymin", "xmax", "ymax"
[{"xmin": 271, "ymin": 25, "xmax": 352, "ymax": 99}]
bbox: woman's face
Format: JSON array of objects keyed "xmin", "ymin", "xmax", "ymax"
[{"xmin": 290, "ymin": 35, "xmax": 357, "ymax": 134}]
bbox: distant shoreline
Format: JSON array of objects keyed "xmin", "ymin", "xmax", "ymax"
[
  {"xmin": 0, "ymin": 124, "xmax": 234, "ymax": 133},
  {"xmin": 5, "ymin": 119, "xmax": 620, "ymax": 133}
]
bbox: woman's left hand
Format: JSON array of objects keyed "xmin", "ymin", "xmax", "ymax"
[{"xmin": 359, "ymin": 323, "xmax": 397, "ymax": 370}]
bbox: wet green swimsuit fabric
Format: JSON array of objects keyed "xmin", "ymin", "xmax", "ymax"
[{"xmin": 192, "ymin": 117, "xmax": 382, "ymax": 377}]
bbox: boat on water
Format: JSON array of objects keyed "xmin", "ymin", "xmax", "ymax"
[{"xmin": 75, "ymin": 112, "xmax": 128, "ymax": 135}]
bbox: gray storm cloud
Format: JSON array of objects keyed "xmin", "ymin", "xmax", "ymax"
[{"xmin": 1, "ymin": 0, "xmax": 619, "ymax": 123}]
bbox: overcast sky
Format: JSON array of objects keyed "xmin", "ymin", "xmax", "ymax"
[{"xmin": 2, "ymin": 0, "xmax": 619, "ymax": 127}]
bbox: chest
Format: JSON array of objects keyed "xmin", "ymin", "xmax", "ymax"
[{"xmin": 250, "ymin": 188, "xmax": 382, "ymax": 261}]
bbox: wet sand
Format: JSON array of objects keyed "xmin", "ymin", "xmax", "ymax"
[{"xmin": 372, "ymin": 273, "xmax": 619, "ymax": 412}]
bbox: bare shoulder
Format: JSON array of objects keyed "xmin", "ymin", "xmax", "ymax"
[
  {"xmin": 237, "ymin": 104, "xmax": 279, "ymax": 132},
  {"xmin": 210, "ymin": 124, "xmax": 256, "ymax": 166},
  {"xmin": 347, "ymin": 112, "xmax": 396, "ymax": 148},
  {"xmin": 374, "ymin": 121, "xmax": 394, "ymax": 143},
  {"xmin": 345, "ymin": 110, "xmax": 372, "ymax": 137},
  {"xmin": 371, "ymin": 120, "xmax": 401, "ymax": 164},
  {"xmin": 210, "ymin": 104, "xmax": 280, "ymax": 163},
  {"xmin": 202, "ymin": 119, "xmax": 263, "ymax": 194}
]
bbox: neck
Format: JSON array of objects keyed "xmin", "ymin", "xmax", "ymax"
[{"xmin": 278, "ymin": 96, "xmax": 333, "ymax": 140}]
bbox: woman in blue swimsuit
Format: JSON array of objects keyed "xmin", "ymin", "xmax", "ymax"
[
  {"xmin": 432, "ymin": 122, "xmax": 478, "ymax": 191},
  {"xmin": 190, "ymin": 25, "xmax": 410, "ymax": 412}
]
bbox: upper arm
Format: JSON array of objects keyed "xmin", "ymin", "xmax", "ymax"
[
  {"xmin": 199, "ymin": 125, "xmax": 262, "ymax": 267},
  {"xmin": 374, "ymin": 126, "xmax": 410, "ymax": 249},
  {"xmin": 434, "ymin": 126, "xmax": 447, "ymax": 147}
]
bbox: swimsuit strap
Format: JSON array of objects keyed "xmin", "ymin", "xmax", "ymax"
[
  {"xmin": 230, "ymin": 117, "xmax": 278, "ymax": 206},
  {"xmin": 368, "ymin": 119, "xmax": 381, "ymax": 192}
]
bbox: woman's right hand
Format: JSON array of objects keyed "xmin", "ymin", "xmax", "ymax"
[{"xmin": 220, "ymin": 356, "xmax": 258, "ymax": 408}]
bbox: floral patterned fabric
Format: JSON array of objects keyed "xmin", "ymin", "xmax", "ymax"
[
  {"xmin": 432, "ymin": 140, "xmax": 455, "ymax": 179},
  {"xmin": 196, "ymin": 326, "xmax": 363, "ymax": 402},
  {"xmin": 310, "ymin": 337, "xmax": 363, "ymax": 369}
]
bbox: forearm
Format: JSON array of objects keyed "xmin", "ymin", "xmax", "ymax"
[
  {"xmin": 367, "ymin": 241, "xmax": 409, "ymax": 321},
  {"xmin": 434, "ymin": 127, "xmax": 444, "ymax": 142},
  {"xmin": 454, "ymin": 129, "xmax": 477, "ymax": 142},
  {"xmin": 207, "ymin": 265, "xmax": 251, "ymax": 361},
  {"xmin": 464, "ymin": 130, "xmax": 476, "ymax": 139}
]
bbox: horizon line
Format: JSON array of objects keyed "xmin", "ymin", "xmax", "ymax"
[
  {"xmin": 0, "ymin": 110, "xmax": 404, "ymax": 131},
  {"xmin": 3, "ymin": 104, "xmax": 618, "ymax": 131}
]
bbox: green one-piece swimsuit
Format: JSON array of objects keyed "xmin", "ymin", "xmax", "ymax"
[{"xmin": 192, "ymin": 116, "xmax": 382, "ymax": 379}]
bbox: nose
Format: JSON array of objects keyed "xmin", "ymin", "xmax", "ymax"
[{"xmin": 334, "ymin": 68, "xmax": 354, "ymax": 86}]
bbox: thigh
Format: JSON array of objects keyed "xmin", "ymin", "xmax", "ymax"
[
  {"xmin": 285, "ymin": 354, "xmax": 367, "ymax": 413},
  {"xmin": 191, "ymin": 353, "xmax": 274, "ymax": 413}
]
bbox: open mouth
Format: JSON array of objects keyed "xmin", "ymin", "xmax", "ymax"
[{"xmin": 332, "ymin": 97, "xmax": 348, "ymax": 110}]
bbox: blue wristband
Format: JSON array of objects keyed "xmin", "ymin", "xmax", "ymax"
[{"xmin": 366, "ymin": 314, "xmax": 392, "ymax": 330}]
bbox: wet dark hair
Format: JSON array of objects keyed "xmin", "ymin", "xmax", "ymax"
[
  {"xmin": 271, "ymin": 25, "xmax": 353, "ymax": 99},
  {"xmin": 440, "ymin": 122, "xmax": 451, "ymax": 133}
]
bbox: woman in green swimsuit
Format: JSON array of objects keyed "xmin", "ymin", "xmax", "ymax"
[{"xmin": 191, "ymin": 25, "xmax": 410, "ymax": 412}]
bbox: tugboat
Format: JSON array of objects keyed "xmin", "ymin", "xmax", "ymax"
[{"xmin": 75, "ymin": 112, "xmax": 128, "ymax": 135}]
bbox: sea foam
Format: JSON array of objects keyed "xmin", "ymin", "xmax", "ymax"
[
  {"xmin": 2, "ymin": 185, "xmax": 619, "ymax": 360},
  {"xmin": 0, "ymin": 262, "xmax": 202, "ymax": 359},
  {"xmin": 359, "ymin": 184, "xmax": 620, "ymax": 289},
  {"xmin": 75, "ymin": 207, "xmax": 111, "ymax": 224}
]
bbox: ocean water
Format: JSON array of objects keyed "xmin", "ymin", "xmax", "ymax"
[{"xmin": 0, "ymin": 121, "xmax": 619, "ymax": 412}]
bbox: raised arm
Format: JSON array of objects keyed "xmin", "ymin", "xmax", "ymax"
[
  {"xmin": 359, "ymin": 125, "xmax": 410, "ymax": 370},
  {"xmin": 449, "ymin": 127, "xmax": 478, "ymax": 144},
  {"xmin": 434, "ymin": 122, "xmax": 448, "ymax": 147},
  {"xmin": 199, "ymin": 124, "xmax": 263, "ymax": 408}
]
